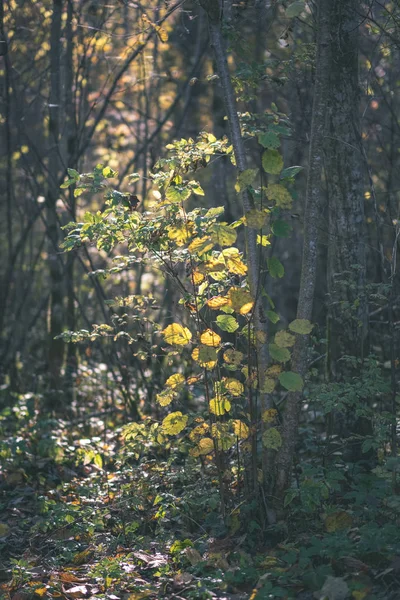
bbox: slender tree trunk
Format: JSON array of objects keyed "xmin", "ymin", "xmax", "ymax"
[
  {"xmin": 275, "ymin": 0, "xmax": 330, "ymax": 501},
  {"xmin": 46, "ymin": 0, "xmax": 65, "ymax": 393},
  {"xmin": 200, "ymin": 0, "xmax": 275, "ymax": 523}
]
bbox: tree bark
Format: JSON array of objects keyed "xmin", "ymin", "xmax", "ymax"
[
  {"xmin": 275, "ymin": 0, "xmax": 330, "ymax": 500},
  {"xmin": 324, "ymin": 0, "xmax": 369, "ymax": 462},
  {"xmin": 46, "ymin": 0, "xmax": 65, "ymax": 393}
]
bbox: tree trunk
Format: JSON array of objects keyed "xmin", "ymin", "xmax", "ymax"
[
  {"xmin": 275, "ymin": 0, "xmax": 330, "ymax": 501},
  {"xmin": 46, "ymin": 0, "xmax": 65, "ymax": 394},
  {"xmin": 324, "ymin": 0, "xmax": 370, "ymax": 463}
]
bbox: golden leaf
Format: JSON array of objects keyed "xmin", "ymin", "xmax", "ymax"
[
  {"xmin": 161, "ymin": 411, "xmax": 188, "ymax": 435},
  {"xmin": 165, "ymin": 373, "xmax": 185, "ymax": 389},
  {"xmin": 228, "ymin": 287, "xmax": 254, "ymax": 315},
  {"xmin": 231, "ymin": 419, "xmax": 250, "ymax": 439},
  {"xmin": 209, "ymin": 395, "xmax": 231, "ymax": 416},
  {"xmin": 200, "ymin": 329, "xmax": 222, "ymax": 348},
  {"xmin": 207, "ymin": 296, "xmax": 229, "ymax": 310},
  {"xmin": 224, "ymin": 378, "xmax": 244, "ymax": 397},
  {"xmin": 162, "ymin": 323, "xmax": 192, "ymax": 346}
]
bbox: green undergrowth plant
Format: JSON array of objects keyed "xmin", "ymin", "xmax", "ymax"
[{"xmin": 60, "ymin": 111, "xmax": 309, "ymax": 524}]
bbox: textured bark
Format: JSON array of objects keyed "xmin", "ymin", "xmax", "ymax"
[
  {"xmin": 325, "ymin": 0, "xmax": 368, "ymax": 366},
  {"xmin": 324, "ymin": 0, "xmax": 369, "ymax": 461},
  {"xmin": 46, "ymin": 0, "xmax": 65, "ymax": 392},
  {"xmin": 275, "ymin": 0, "xmax": 330, "ymax": 500}
]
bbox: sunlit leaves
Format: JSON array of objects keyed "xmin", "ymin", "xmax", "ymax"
[
  {"xmin": 165, "ymin": 373, "xmax": 185, "ymax": 390},
  {"xmin": 188, "ymin": 236, "xmax": 214, "ymax": 255},
  {"xmin": 162, "ymin": 323, "xmax": 192, "ymax": 346},
  {"xmin": 216, "ymin": 315, "xmax": 239, "ymax": 333},
  {"xmin": 192, "ymin": 345, "xmax": 218, "ymax": 369},
  {"xmin": 167, "ymin": 224, "xmax": 193, "ymax": 246},
  {"xmin": 156, "ymin": 390, "xmax": 176, "ymax": 407},
  {"xmin": 262, "ymin": 149, "xmax": 283, "ymax": 174},
  {"xmin": 165, "ymin": 184, "xmax": 191, "ymax": 203},
  {"xmin": 200, "ymin": 329, "xmax": 221, "ymax": 348},
  {"xmin": 224, "ymin": 378, "xmax": 244, "ymax": 396},
  {"xmin": 262, "ymin": 427, "xmax": 282, "ymax": 449},
  {"xmin": 209, "ymin": 395, "xmax": 231, "ymax": 416},
  {"xmin": 207, "ymin": 296, "xmax": 229, "ymax": 310},
  {"xmin": 289, "ymin": 319, "xmax": 313, "ymax": 335},
  {"xmin": 221, "ymin": 247, "xmax": 247, "ymax": 275},
  {"xmin": 209, "ymin": 223, "xmax": 237, "ymax": 247},
  {"xmin": 232, "ymin": 419, "xmax": 250, "ymax": 439},
  {"xmin": 161, "ymin": 411, "xmax": 188, "ymax": 435},
  {"xmin": 228, "ymin": 288, "xmax": 254, "ymax": 315},
  {"xmin": 279, "ymin": 371, "xmax": 304, "ymax": 392}
]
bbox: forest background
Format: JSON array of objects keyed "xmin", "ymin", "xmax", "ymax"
[{"xmin": 0, "ymin": 1, "xmax": 400, "ymax": 599}]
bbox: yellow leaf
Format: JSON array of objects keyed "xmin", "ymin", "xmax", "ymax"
[
  {"xmin": 162, "ymin": 323, "xmax": 192, "ymax": 346},
  {"xmin": 200, "ymin": 329, "xmax": 222, "ymax": 348},
  {"xmin": 223, "ymin": 349, "xmax": 244, "ymax": 366},
  {"xmin": 188, "ymin": 235, "xmax": 214, "ymax": 255},
  {"xmin": 165, "ymin": 373, "xmax": 185, "ymax": 389},
  {"xmin": 156, "ymin": 390, "xmax": 176, "ymax": 407},
  {"xmin": 209, "ymin": 395, "xmax": 231, "ymax": 416},
  {"xmin": 34, "ymin": 587, "xmax": 47, "ymax": 597},
  {"xmin": 232, "ymin": 419, "xmax": 250, "ymax": 439},
  {"xmin": 162, "ymin": 411, "xmax": 188, "ymax": 435},
  {"xmin": 262, "ymin": 408, "xmax": 278, "ymax": 423},
  {"xmin": 257, "ymin": 234, "xmax": 271, "ymax": 246},
  {"xmin": 192, "ymin": 269, "xmax": 205, "ymax": 285},
  {"xmin": 221, "ymin": 247, "xmax": 248, "ymax": 275},
  {"xmin": 228, "ymin": 287, "xmax": 254, "ymax": 315},
  {"xmin": 244, "ymin": 209, "xmax": 268, "ymax": 229},
  {"xmin": 167, "ymin": 224, "xmax": 192, "ymax": 246},
  {"xmin": 189, "ymin": 422, "xmax": 209, "ymax": 441},
  {"xmin": 191, "ymin": 437, "xmax": 215, "ymax": 456},
  {"xmin": 224, "ymin": 378, "xmax": 244, "ymax": 397},
  {"xmin": 192, "ymin": 345, "xmax": 218, "ymax": 369},
  {"xmin": 267, "ymin": 184, "xmax": 292, "ymax": 209},
  {"xmin": 207, "ymin": 296, "xmax": 229, "ymax": 310}
]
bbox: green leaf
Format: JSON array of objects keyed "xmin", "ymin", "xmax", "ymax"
[
  {"xmin": 286, "ymin": 1, "xmax": 305, "ymax": 18},
  {"xmin": 262, "ymin": 427, "xmax": 282, "ymax": 450},
  {"xmin": 102, "ymin": 166, "xmax": 117, "ymax": 178},
  {"xmin": 235, "ymin": 168, "xmax": 258, "ymax": 192},
  {"xmin": 266, "ymin": 310, "xmax": 280, "ymax": 324},
  {"xmin": 272, "ymin": 220, "xmax": 292, "ymax": 237},
  {"xmin": 289, "ymin": 319, "xmax": 313, "ymax": 335},
  {"xmin": 166, "ymin": 184, "xmax": 191, "ymax": 203},
  {"xmin": 281, "ymin": 165, "xmax": 303, "ymax": 179},
  {"xmin": 258, "ymin": 131, "xmax": 280, "ymax": 149},
  {"xmin": 279, "ymin": 371, "xmax": 304, "ymax": 392},
  {"xmin": 67, "ymin": 168, "xmax": 80, "ymax": 180},
  {"xmin": 267, "ymin": 256, "xmax": 284, "ymax": 278},
  {"xmin": 262, "ymin": 149, "xmax": 283, "ymax": 174},
  {"xmin": 216, "ymin": 315, "xmax": 239, "ymax": 333},
  {"xmin": 269, "ymin": 343, "xmax": 291, "ymax": 363},
  {"xmin": 209, "ymin": 223, "xmax": 237, "ymax": 247}
]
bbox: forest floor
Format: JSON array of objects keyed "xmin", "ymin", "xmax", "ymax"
[{"xmin": 1, "ymin": 401, "xmax": 400, "ymax": 600}]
